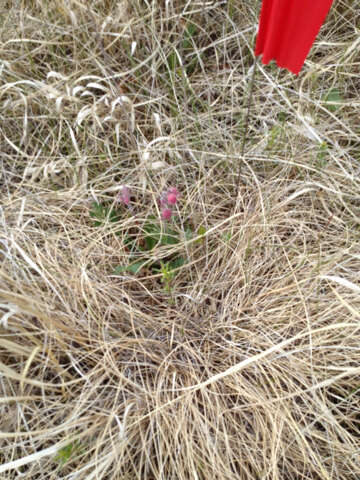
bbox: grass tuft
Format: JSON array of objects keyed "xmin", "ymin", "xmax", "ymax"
[{"xmin": 1, "ymin": 0, "xmax": 360, "ymax": 478}]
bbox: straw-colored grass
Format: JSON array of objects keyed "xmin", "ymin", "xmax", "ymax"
[{"xmin": 1, "ymin": 1, "xmax": 360, "ymax": 478}]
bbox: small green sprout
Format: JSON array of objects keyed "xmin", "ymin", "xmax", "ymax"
[{"xmin": 55, "ymin": 441, "xmax": 82, "ymax": 468}]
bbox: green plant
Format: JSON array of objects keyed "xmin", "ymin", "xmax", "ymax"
[
  {"xmin": 90, "ymin": 202, "xmax": 121, "ymax": 227},
  {"xmin": 195, "ymin": 225, "xmax": 206, "ymax": 243},
  {"xmin": 323, "ymin": 87, "xmax": 344, "ymax": 112},
  {"xmin": 142, "ymin": 216, "xmax": 179, "ymax": 250},
  {"xmin": 163, "ymin": 20, "xmax": 200, "ymax": 91},
  {"xmin": 266, "ymin": 124, "xmax": 283, "ymax": 151},
  {"xmin": 316, "ymin": 141, "xmax": 329, "ymax": 168},
  {"xmin": 113, "ymin": 260, "xmax": 149, "ymax": 275},
  {"xmin": 153, "ymin": 257, "xmax": 186, "ymax": 294},
  {"xmin": 221, "ymin": 231, "xmax": 232, "ymax": 243},
  {"xmin": 55, "ymin": 441, "xmax": 82, "ymax": 469},
  {"xmin": 113, "ymin": 216, "xmax": 188, "ymax": 294}
]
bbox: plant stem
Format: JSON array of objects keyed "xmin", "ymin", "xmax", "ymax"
[{"xmin": 235, "ymin": 57, "xmax": 258, "ymax": 202}]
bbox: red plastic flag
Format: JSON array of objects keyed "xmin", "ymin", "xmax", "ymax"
[{"xmin": 255, "ymin": 0, "xmax": 334, "ymax": 74}]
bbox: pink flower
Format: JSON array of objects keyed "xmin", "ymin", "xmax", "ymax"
[
  {"xmin": 167, "ymin": 187, "xmax": 179, "ymax": 204},
  {"xmin": 167, "ymin": 192, "xmax": 177, "ymax": 205},
  {"xmin": 161, "ymin": 208, "xmax": 172, "ymax": 220},
  {"xmin": 158, "ymin": 186, "xmax": 179, "ymax": 220},
  {"xmin": 116, "ymin": 186, "xmax": 131, "ymax": 206}
]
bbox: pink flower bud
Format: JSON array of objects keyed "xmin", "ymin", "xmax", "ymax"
[
  {"xmin": 161, "ymin": 208, "xmax": 172, "ymax": 220},
  {"xmin": 117, "ymin": 186, "xmax": 131, "ymax": 206},
  {"xmin": 167, "ymin": 192, "xmax": 177, "ymax": 205}
]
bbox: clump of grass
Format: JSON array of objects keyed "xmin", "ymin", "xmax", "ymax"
[{"xmin": 1, "ymin": 0, "xmax": 360, "ymax": 479}]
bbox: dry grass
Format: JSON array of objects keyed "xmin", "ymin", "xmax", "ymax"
[{"xmin": 1, "ymin": 0, "xmax": 360, "ymax": 478}]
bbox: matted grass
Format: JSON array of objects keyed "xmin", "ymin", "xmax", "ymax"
[{"xmin": 1, "ymin": 1, "xmax": 360, "ymax": 478}]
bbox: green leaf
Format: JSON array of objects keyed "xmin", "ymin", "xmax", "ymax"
[
  {"xmin": 55, "ymin": 442, "xmax": 80, "ymax": 467},
  {"xmin": 267, "ymin": 125, "xmax": 282, "ymax": 150},
  {"xmin": 161, "ymin": 230, "xmax": 179, "ymax": 246},
  {"xmin": 182, "ymin": 22, "xmax": 197, "ymax": 51},
  {"xmin": 113, "ymin": 260, "xmax": 148, "ymax": 275},
  {"xmin": 144, "ymin": 235, "xmax": 157, "ymax": 251},
  {"xmin": 90, "ymin": 202, "xmax": 106, "ymax": 226},
  {"xmin": 316, "ymin": 141, "xmax": 329, "ymax": 168},
  {"xmin": 195, "ymin": 225, "xmax": 206, "ymax": 243},
  {"xmin": 197, "ymin": 225, "xmax": 206, "ymax": 236},
  {"xmin": 222, "ymin": 231, "xmax": 232, "ymax": 242},
  {"xmin": 144, "ymin": 223, "xmax": 160, "ymax": 250},
  {"xmin": 167, "ymin": 50, "xmax": 178, "ymax": 72},
  {"xmin": 143, "ymin": 219, "xmax": 180, "ymax": 249},
  {"xmin": 168, "ymin": 257, "xmax": 186, "ymax": 271},
  {"xmin": 109, "ymin": 209, "xmax": 121, "ymax": 223},
  {"xmin": 185, "ymin": 227, "xmax": 193, "ymax": 241},
  {"xmin": 323, "ymin": 88, "xmax": 343, "ymax": 112},
  {"xmin": 90, "ymin": 202, "xmax": 121, "ymax": 227},
  {"xmin": 123, "ymin": 235, "xmax": 138, "ymax": 253},
  {"xmin": 152, "ymin": 257, "xmax": 186, "ymax": 279},
  {"xmin": 277, "ymin": 111, "xmax": 289, "ymax": 122}
]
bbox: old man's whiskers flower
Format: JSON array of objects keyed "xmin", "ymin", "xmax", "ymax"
[
  {"xmin": 116, "ymin": 185, "xmax": 131, "ymax": 206},
  {"xmin": 159, "ymin": 187, "xmax": 180, "ymax": 221}
]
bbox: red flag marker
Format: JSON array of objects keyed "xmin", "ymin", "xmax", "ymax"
[{"xmin": 255, "ymin": 0, "xmax": 334, "ymax": 74}]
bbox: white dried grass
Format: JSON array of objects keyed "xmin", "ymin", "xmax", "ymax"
[{"xmin": 0, "ymin": 0, "xmax": 360, "ymax": 479}]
